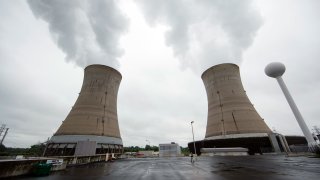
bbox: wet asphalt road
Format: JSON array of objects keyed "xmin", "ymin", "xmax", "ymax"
[{"xmin": 18, "ymin": 155, "xmax": 319, "ymax": 180}]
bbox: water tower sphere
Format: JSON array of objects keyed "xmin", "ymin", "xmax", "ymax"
[{"xmin": 265, "ymin": 62, "xmax": 286, "ymax": 78}]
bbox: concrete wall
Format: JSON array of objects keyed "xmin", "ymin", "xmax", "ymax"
[
  {"xmin": 0, "ymin": 154, "xmax": 110, "ymax": 178},
  {"xmin": 74, "ymin": 141, "xmax": 97, "ymax": 156},
  {"xmin": 63, "ymin": 154, "xmax": 109, "ymax": 165},
  {"xmin": 0, "ymin": 158, "xmax": 65, "ymax": 178},
  {"xmin": 0, "ymin": 159, "xmax": 45, "ymax": 178}
]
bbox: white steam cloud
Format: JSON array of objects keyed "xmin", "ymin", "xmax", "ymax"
[
  {"xmin": 27, "ymin": 0, "xmax": 128, "ymax": 68},
  {"xmin": 136, "ymin": 0, "xmax": 263, "ymax": 73}
]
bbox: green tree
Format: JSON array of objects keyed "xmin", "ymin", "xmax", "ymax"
[
  {"xmin": 180, "ymin": 146, "xmax": 190, "ymax": 156},
  {"xmin": 145, "ymin": 145, "xmax": 151, "ymax": 150},
  {"xmin": 0, "ymin": 144, "xmax": 9, "ymax": 156},
  {"xmin": 0, "ymin": 144, "xmax": 6, "ymax": 152},
  {"xmin": 27, "ymin": 143, "xmax": 46, "ymax": 156},
  {"xmin": 151, "ymin": 146, "xmax": 159, "ymax": 151},
  {"xmin": 124, "ymin": 146, "xmax": 144, "ymax": 152}
]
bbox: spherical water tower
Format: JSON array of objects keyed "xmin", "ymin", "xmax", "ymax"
[{"xmin": 265, "ymin": 62, "xmax": 318, "ymax": 151}]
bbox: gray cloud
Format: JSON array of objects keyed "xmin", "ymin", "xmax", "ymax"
[
  {"xmin": 27, "ymin": 0, "xmax": 128, "ymax": 68},
  {"xmin": 136, "ymin": 0, "xmax": 263, "ymax": 73}
]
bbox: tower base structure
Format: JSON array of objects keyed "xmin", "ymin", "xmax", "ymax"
[
  {"xmin": 44, "ymin": 135, "xmax": 123, "ymax": 156},
  {"xmin": 188, "ymin": 134, "xmax": 308, "ymax": 155}
]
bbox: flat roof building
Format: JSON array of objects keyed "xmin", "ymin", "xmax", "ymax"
[{"xmin": 159, "ymin": 142, "xmax": 181, "ymax": 157}]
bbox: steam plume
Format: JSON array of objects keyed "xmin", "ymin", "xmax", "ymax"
[
  {"xmin": 136, "ymin": 0, "xmax": 263, "ymax": 73},
  {"xmin": 27, "ymin": 0, "xmax": 128, "ymax": 68}
]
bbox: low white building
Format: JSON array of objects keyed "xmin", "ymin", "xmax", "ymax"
[{"xmin": 159, "ymin": 142, "xmax": 181, "ymax": 157}]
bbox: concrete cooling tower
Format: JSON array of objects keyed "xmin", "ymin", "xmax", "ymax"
[
  {"xmin": 45, "ymin": 65, "xmax": 123, "ymax": 156},
  {"xmin": 202, "ymin": 63, "xmax": 272, "ymax": 138},
  {"xmin": 188, "ymin": 63, "xmax": 293, "ymax": 155}
]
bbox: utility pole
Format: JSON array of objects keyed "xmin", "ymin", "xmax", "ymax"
[
  {"xmin": 0, "ymin": 124, "xmax": 5, "ymax": 136},
  {"xmin": 0, "ymin": 128, "xmax": 9, "ymax": 145}
]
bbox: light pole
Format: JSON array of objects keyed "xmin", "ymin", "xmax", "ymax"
[{"xmin": 191, "ymin": 121, "xmax": 197, "ymax": 159}]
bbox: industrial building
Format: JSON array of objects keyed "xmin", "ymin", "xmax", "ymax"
[
  {"xmin": 44, "ymin": 65, "xmax": 123, "ymax": 156},
  {"xmin": 188, "ymin": 63, "xmax": 306, "ymax": 155},
  {"xmin": 159, "ymin": 142, "xmax": 181, "ymax": 157}
]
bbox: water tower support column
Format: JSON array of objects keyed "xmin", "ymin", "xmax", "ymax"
[{"xmin": 265, "ymin": 62, "xmax": 318, "ymax": 152}]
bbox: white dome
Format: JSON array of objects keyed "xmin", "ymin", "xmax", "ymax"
[{"xmin": 265, "ymin": 62, "xmax": 286, "ymax": 78}]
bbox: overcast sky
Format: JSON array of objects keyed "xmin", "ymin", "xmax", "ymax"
[{"xmin": 1, "ymin": 0, "xmax": 319, "ymax": 148}]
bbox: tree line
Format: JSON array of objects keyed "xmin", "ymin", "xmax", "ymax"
[
  {"xmin": 0, "ymin": 143, "xmax": 45, "ymax": 157},
  {"xmin": 1, "ymin": 143, "xmax": 191, "ymax": 156}
]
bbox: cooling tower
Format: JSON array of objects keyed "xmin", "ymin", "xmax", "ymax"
[
  {"xmin": 202, "ymin": 63, "xmax": 272, "ymax": 138},
  {"xmin": 188, "ymin": 63, "xmax": 293, "ymax": 155},
  {"xmin": 45, "ymin": 65, "xmax": 123, "ymax": 156}
]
